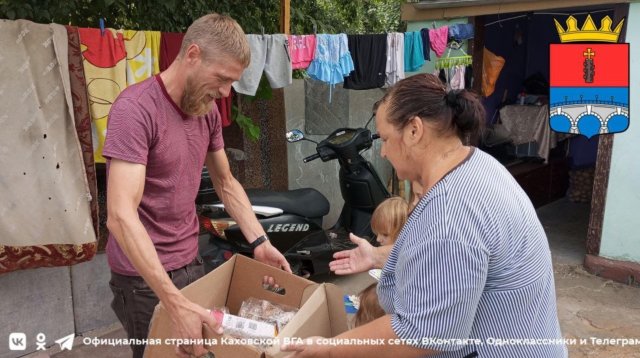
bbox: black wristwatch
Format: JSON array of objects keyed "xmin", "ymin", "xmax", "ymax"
[{"xmin": 250, "ymin": 235, "xmax": 269, "ymax": 250}]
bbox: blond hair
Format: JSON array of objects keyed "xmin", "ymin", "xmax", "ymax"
[
  {"xmin": 180, "ymin": 13, "xmax": 250, "ymax": 67},
  {"xmin": 370, "ymin": 196, "xmax": 409, "ymax": 243},
  {"xmin": 354, "ymin": 283, "xmax": 385, "ymax": 327}
]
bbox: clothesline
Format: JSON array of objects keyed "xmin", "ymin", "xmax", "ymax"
[
  {"xmin": 0, "ymin": 18, "xmax": 477, "ymax": 273},
  {"xmin": 484, "ymin": 8, "xmax": 613, "ymax": 27},
  {"xmin": 45, "ymin": 20, "xmax": 477, "ymax": 164},
  {"xmin": 81, "ymin": 21, "xmax": 475, "ymax": 95}
]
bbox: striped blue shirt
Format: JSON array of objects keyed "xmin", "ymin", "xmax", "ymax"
[{"xmin": 378, "ymin": 148, "xmax": 567, "ymax": 357}]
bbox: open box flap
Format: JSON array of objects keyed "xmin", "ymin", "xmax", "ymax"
[
  {"xmin": 265, "ymin": 283, "xmax": 348, "ymax": 358},
  {"xmin": 226, "ymin": 255, "xmax": 317, "ymax": 313},
  {"xmin": 324, "ymin": 283, "xmax": 349, "ymax": 336}
]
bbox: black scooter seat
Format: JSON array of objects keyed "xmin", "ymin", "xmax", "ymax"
[{"xmin": 244, "ymin": 188, "xmax": 329, "ymax": 218}]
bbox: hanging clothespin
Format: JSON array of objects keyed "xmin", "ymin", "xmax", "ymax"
[
  {"xmin": 260, "ymin": 25, "xmax": 265, "ymax": 36},
  {"xmin": 99, "ymin": 17, "xmax": 105, "ymax": 36},
  {"xmin": 432, "ymin": 21, "xmax": 437, "ymax": 29},
  {"xmin": 313, "ymin": 23, "xmax": 317, "ymax": 35},
  {"xmin": 448, "ymin": 40, "xmax": 462, "ymax": 50}
]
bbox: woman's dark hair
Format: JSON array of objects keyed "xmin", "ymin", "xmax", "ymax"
[{"xmin": 379, "ymin": 74, "xmax": 485, "ymax": 143}]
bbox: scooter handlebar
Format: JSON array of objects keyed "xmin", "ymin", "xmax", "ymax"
[{"xmin": 303, "ymin": 153, "xmax": 321, "ymax": 163}]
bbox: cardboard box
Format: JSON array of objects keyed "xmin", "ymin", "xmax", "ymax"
[{"xmin": 145, "ymin": 254, "xmax": 348, "ymax": 358}]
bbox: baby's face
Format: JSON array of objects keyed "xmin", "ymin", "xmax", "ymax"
[{"xmin": 376, "ymin": 233, "xmax": 393, "ymax": 246}]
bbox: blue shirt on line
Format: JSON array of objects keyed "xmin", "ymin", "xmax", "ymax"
[{"xmin": 377, "ymin": 148, "xmax": 567, "ymax": 358}]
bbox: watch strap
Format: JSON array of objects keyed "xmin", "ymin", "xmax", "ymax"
[{"xmin": 250, "ymin": 235, "xmax": 269, "ymax": 250}]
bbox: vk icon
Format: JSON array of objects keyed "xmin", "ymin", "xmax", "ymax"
[{"xmin": 9, "ymin": 332, "xmax": 27, "ymax": 351}]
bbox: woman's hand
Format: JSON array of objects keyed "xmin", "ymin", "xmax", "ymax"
[{"xmin": 329, "ymin": 234, "xmax": 375, "ymax": 275}]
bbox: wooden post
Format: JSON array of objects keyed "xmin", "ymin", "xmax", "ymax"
[
  {"xmin": 281, "ymin": 0, "xmax": 290, "ymax": 34},
  {"xmin": 585, "ymin": 3, "xmax": 629, "ymax": 256},
  {"xmin": 471, "ymin": 16, "xmax": 485, "ymax": 96},
  {"xmin": 278, "ymin": 0, "xmax": 291, "ymax": 190}
]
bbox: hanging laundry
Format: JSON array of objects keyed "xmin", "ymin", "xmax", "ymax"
[
  {"xmin": 465, "ymin": 65, "xmax": 474, "ymax": 89},
  {"xmin": 288, "ymin": 34, "xmax": 316, "ymax": 70},
  {"xmin": 307, "ymin": 34, "xmax": 354, "ymax": 100},
  {"xmin": 482, "ymin": 47, "xmax": 506, "ymax": 97},
  {"xmin": 66, "ymin": 25, "xmax": 100, "ymax": 243},
  {"xmin": 217, "ymin": 91, "xmax": 233, "ymax": 128},
  {"xmin": 404, "ymin": 31, "xmax": 425, "ymax": 72},
  {"xmin": 429, "ymin": 26, "xmax": 449, "ymax": 58},
  {"xmin": 124, "ymin": 30, "xmax": 161, "ymax": 85},
  {"xmin": 233, "ymin": 34, "xmax": 292, "ymax": 96},
  {"xmin": 78, "ymin": 27, "xmax": 127, "ymax": 164},
  {"xmin": 385, "ymin": 32, "xmax": 404, "ymax": 87},
  {"xmin": 449, "ymin": 65, "xmax": 466, "ymax": 90},
  {"xmin": 420, "ymin": 28, "xmax": 431, "ymax": 61},
  {"xmin": 448, "ymin": 23, "xmax": 475, "ymax": 42},
  {"xmin": 159, "ymin": 32, "xmax": 184, "ymax": 71},
  {"xmin": 0, "ymin": 20, "xmax": 97, "ymax": 273},
  {"xmin": 434, "ymin": 68, "xmax": 447, "ymax": 85},
  {"xmin": 344, "ymin": 34, "xmax": 387, "ymax": 90}
]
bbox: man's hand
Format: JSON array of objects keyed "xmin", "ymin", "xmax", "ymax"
[
  {"xmin": 281, "ymin": 336, "xmax": 329, "ymax": 358},
  {"xmin": 329, "ymin": 233, "xmax": 375, "ymax": 275},
  {"xmin": 205, "ymin": 150, "xmax": 292, "ymax": 275},
  {"xmin": 254, "ymin": 241, "xmax": 292, "ymax": 273},
  {"xmin": 169, "ymin": 297, "xmax": 223, "ymax": 358}
]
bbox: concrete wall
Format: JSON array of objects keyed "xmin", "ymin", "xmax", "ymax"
[
  {"xmin": 284, "ymin": 79, "xmax": 392, "ymax": 228},
  {"xmin": 0, "ymin": 253, "xmax": 117, "ymax": 358},
  {"xmin": 599, "ymin": 2, "xmax": 640, "ymax": 264}
]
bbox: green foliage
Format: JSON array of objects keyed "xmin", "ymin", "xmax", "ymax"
[
  {"xmin": 232, "ymin": 103, "xmax": 260, "ymax": 142},
  {"xmin": 290, "ymin": 0, "xmax": 406, "ymax": 34},
  {"xmin": 0, "ymin": 0, "xmax": 405, "ymax": 140},
  {"xmin": 0, "ymin": 0, "xmax": 405, "ymax": 38},
  {"xmin": 234, "ymin": 76, "xmax": 274, "ymax": 142}
]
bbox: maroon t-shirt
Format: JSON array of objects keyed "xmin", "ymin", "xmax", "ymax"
[{"xmin": 103, "ymin": 75, "xmax": 224, "ymax": 276}]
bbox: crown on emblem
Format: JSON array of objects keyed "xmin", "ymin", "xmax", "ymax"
[{"xmin": 554, "ymin": 15, "xmax": 624, "ymax": 43}]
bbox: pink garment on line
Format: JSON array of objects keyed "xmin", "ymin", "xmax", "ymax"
[
  {"xmin": 288, "ymin": 35, "xmax": 316, "ymax": 69},
  {"xmin": 429, "ymin": 26, "xmax": 449, "ymax": 58}
]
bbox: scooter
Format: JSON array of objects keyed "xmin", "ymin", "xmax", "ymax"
[{"xmin": 197, "ymin": 125, "xmax": 390, "ymax": 276}]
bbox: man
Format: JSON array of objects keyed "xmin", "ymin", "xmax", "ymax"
[{"xmin": 104, "ymin": 14, "xmax": 291, "ymax": 358}]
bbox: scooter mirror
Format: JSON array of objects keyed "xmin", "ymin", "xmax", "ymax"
[{"xmin": 286, "ymin": 129, "xmax": 305, "ymax": 143}]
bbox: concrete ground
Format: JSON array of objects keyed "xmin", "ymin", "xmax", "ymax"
[
  {"xmin": 540, "ymin": 199, "xmax": 640, "ymax": 358},
  {"xmin": 25, "ymin": 198, "xmax": 639, "ymax": 358}
]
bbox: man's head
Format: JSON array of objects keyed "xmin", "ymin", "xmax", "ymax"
[{"xmin": 178, "ymin": 13, "xmax": 251, "ymax": 116}]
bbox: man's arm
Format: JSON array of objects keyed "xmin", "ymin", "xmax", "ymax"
[
  {"xmin": 205, "ymin": 150, "xmax": 291, "ymax": 272},
  {"xmin": 106, "ymin": 159, "xmax": 217, "ymax": 357}
]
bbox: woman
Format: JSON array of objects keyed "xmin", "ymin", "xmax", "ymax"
[{"xmin": 282, "ymin": 74, "xmax": 567, "ymax": 357}]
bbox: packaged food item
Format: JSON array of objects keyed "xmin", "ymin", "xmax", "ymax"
[
  {"xmin": 237, "ymin": 297, "xmax": 299, "ymax": 333},
  {"xmin": 208, "ymin": 307, "xmax": 277, "ymax": 340}
]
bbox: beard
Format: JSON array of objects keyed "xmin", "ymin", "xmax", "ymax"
[{"xmin": 180, "ymin": 74, "xmax": 220, "ymax": 116}]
